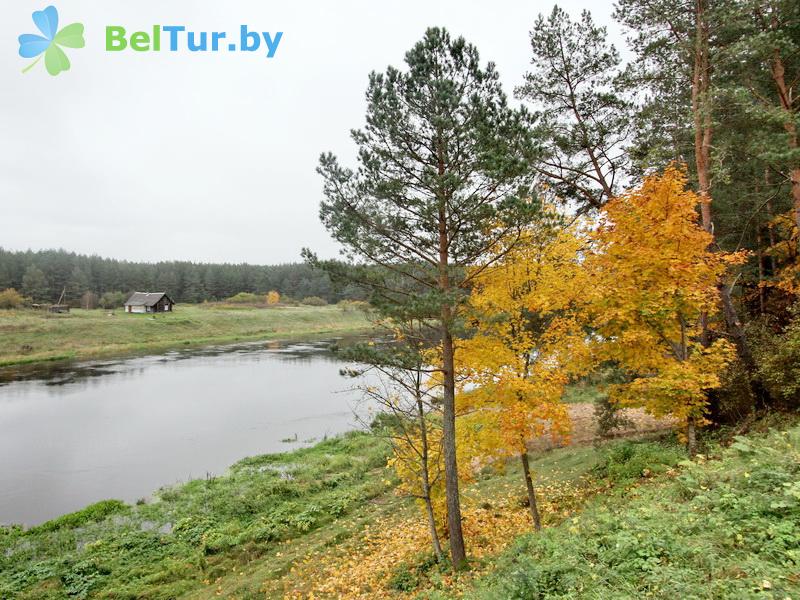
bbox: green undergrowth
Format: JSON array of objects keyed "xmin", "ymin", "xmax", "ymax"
[
  {"xmin": 0, "ymin": 432, "xmax": 392, "ymax": 599},
  {"xmin": 461, "ymin": 421, "xmax": 800, "ymax": 600}
]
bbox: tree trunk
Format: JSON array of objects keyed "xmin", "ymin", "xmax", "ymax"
[
  {"xmin": 417, "ymin": 394, "xmax": 444, "ymax": 562},
  {"xmin": 689, "ymin": 0, "xmax": 772, "ymax": 415},
  {"xmin": 437, "ymin": 182, "xmax": 466, "ymax": 569},
  {"xmin": 718, "ymin": 282, "xmax": 770, "ymax": 410},
  {"xmin": 520, "ymin": 452, "xmax": 542, "ymax": 531},
  {"xmin": 757, "ymin": 228, "xmax": 766, "ymax": 315},
  {"xmin": 692, "ymin": 0, "xmax": 713, "ymax": 233},
  {"xmin": 440, "ymin": 323, "xmax": 465, "ymax": 568},
  {"xmin": 766, "ymin": 183, "xmax": 777, "ymax": 274},
  {"xmin": 692, "ymin": 0, "xmax": 714, "ymax": 349},
  {"xmin": 423, "ymin": 493, "xmax": 444, "ymax": 562},
  {"xmin": 687, "ymin": 417, "xmax": 697, "ymax": 457},
  {"xmin": 770, "ymin": 50, "xmax": 800, "ymax": 249}
]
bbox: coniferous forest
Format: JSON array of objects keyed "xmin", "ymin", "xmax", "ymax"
[{"xmin": 0, "ymin": 248, "xmax": 362, "ymax": 304}]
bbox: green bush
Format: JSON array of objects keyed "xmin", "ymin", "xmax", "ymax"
[
  {"xmin": 226, "ymin": 292, "xmax": 262, "ymax": 304},
  {"xmin": 0, "ymin": 288, "xmax": 24, "ymax": 309},
  {"xmin": 388, "ymin": 553, "xmax": 439, "ymax": 592},
  {"xmin": 593, "ymin": 395, "xmax": 633, "ymax": 440},
  {"xmin": 98, "ymin": 291, "xmax": 126, "ymax": 309},
  {"xmin": 753, "ymin": 304, "xmax": 800, "ymax": 407},
  {"xmin": 593, "ymin": 439, "xmax": 684, "ymax": 485},
  {"xmin": 301, "ymin": 296, "xmax": 328, "ymax": 306}
]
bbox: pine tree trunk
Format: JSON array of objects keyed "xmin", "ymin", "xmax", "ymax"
[
  {"xmin": 692, "ymin": 0, "xmax": 714, "ymax": 349},
  {"xmin": 766, "ymin": 186, "xmax": 777, "ymax": 274},
  {"xmin": 770, "ymin": 50, "xmax": 800, "ymax": 248},
  {"xmin": 440, "ymin": 324, "xmax": 465, "ymax": 568},
  {"xmin": 689, "ymin": 0, "xmax": 772, "ymax": 414},
  {"xmin": 757, "ymin": 228, "xmax": 766, "ymax": 315},
  {"xmin": 520, "ymin": 452, "xmax": 542, "ymax": 531},
  {"xmin": 692, "ymin": 0, "xmax": 713, "ymax": 233},
  {"xmin": 437, "ymin": 183, "xmax": 466, "ymax": 569}
]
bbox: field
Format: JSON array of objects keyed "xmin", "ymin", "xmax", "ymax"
[{"xmin": 0, "ymin": 304, "xmax": 372, "ymax": 367}]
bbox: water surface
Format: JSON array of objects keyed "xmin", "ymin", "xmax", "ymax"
[{"xmin": 0, "ymin": 337, "xmax": 371, "ymax": 526}]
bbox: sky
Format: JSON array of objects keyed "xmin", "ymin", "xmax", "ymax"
[{"xmin": 1, "ymin": 1, "xmax": 624, "ymax": 265}]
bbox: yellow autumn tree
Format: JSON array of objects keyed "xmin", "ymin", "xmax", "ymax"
[
  {"xmin": 457, "ymin": 223, "xmax": 591, "ymax": 528},
  {"xmin": 346, "ymin": 318, "xmax": 448, "ymax": 561},
  {"xmin": 585, "ymin": 166, "xmax": 740, "ymax": 455},
  {"xmin": 266, "ymin": 290, "xmax": 281, "ymax": 305}
]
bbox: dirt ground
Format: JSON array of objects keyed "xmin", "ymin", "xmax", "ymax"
[{"xmin": 529, "ymin": 402, "xmax": 676, "ymax": 450}]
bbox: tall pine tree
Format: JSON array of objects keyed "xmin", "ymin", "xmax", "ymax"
[{"xmin": 307, "ymin": 27, "xmax": 541, "ymax": 567}]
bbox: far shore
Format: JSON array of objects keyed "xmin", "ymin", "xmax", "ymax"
[{"xmin": 0, "ymin": 304, "xmax": 373, "ymax": 369}]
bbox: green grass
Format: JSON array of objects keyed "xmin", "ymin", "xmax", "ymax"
[
  {"xmin": 461, "ymin": 423, "xmax": 800, "ymax": 600},
  {"xmin": 0, "ymin": 304, "xmax": 372, "ymax": 367},
  {"xmin": 2, "ymin": 405, "xmax": 797, "ymax": 599},
  {"xmin": 0, "ymin": 431, "xmax": 394, "ymax": 599}
]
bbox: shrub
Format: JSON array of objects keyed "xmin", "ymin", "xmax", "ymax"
[
  {"xmin": 388, "ymin": 554, "xmax": 439, "ymax": 592},
  {"xmin": 226, "ymin": 292, "xmax": 262, "ymax": 304},
  {"xmin": 593, "ymin": 439, "xmax": 684, "ymax": 485},
  {"xmin": 752, "ymin": 303, "xmax": 800, "ymax": 408},
  {"xmin": 0, "ymin": 288, "xmax": 24, "ymax": 309},
  {"xmin": 338, "ymin": 299, "xmax": 370, "ymax": 312},
  {"xmin": 594, "ymin": 395, "xmax": 632, "ymax": 440},
  {"xmin": 301, "ymin": 296, "xmax": 327, "ymax": 306},
  {"xmin": 266, "ymin": 290, "xmax": 281, "ymax": 305},
  {"xmin": 99, "ymin": 291, "xmax": 126, "ymax": 309}
]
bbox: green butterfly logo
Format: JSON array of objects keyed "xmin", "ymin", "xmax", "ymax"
[{"xmin": 18, "ymin": 6, "xmax": 85, "ymax": 76}]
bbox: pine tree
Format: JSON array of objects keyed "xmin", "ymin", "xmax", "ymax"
[
  {"xmin": 307, "ymin": 27, "xmax": 541, "ymax": 568},
  {"xmin": 22, "ymin": 265, "xmax": 48, "ymax": 302},
  {"xmin": 518, "ymin": 7, "xmax": 631, "ymax": 209}
]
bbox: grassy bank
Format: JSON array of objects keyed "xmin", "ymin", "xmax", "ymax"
[
  {"xmin": 0, "ymin": 432, "xmax": 394, "ymax": 599},
  {"xmin": 462, "ymin": 424, "xmax": 800, "ymax": 600},
  {"xmin": 0, "ymin": 304, "xmax": 372, "ymax": 367},
  {"xmin": 2, "ymin": 417, "xmax": 797, "ymax": 599},
  {"xmin": 0, "ymin": 425, "xmax": 608, "ymax": 600}
]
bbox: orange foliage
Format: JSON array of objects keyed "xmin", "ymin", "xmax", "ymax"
[
  {"xmin": 279, "ymin": 478, "xmax": 598, "ymax": 599},
  {"xmin": 585, "ymin": 166, "xmax": 740, "ymax": 430},
  {"xmin": 457, "ymin": 223, "xmax": 592, "ymax": 466}
]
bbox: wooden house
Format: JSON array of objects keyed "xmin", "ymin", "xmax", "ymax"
[{"xmin": 124, "ymin": 292, "xmax": 175, "ymax": 314}]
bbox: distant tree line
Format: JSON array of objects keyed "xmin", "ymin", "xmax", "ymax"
[{"xmin": 0, "ymin": 248, "xmax": 365, "ymax": 305}]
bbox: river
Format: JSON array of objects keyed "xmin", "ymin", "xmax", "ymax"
[{"xmin": 0, "ymin": 337, "xmax": 372, "ymax": 526}]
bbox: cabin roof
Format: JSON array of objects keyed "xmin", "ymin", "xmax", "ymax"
[{"xmin": 124, "ymin": 292, "xmax": 173, "ymax": 307}]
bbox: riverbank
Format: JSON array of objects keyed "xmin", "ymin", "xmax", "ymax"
[
  {"xmin": 0, "ymin": 304, "xmax": 372, "ymax": 367},
  {"xmin": 2, "ymin": 409, "xmax": 796, "ymax": 599}
]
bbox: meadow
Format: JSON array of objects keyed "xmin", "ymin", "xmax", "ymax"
[{"xmin": 0, "ymin": 304, "xmax": 372, "ymax": 367}]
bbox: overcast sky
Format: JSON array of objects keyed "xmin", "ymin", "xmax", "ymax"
[{"xmin": 1, "ymin": 1, "xmax": 623, "ymax": 265}]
